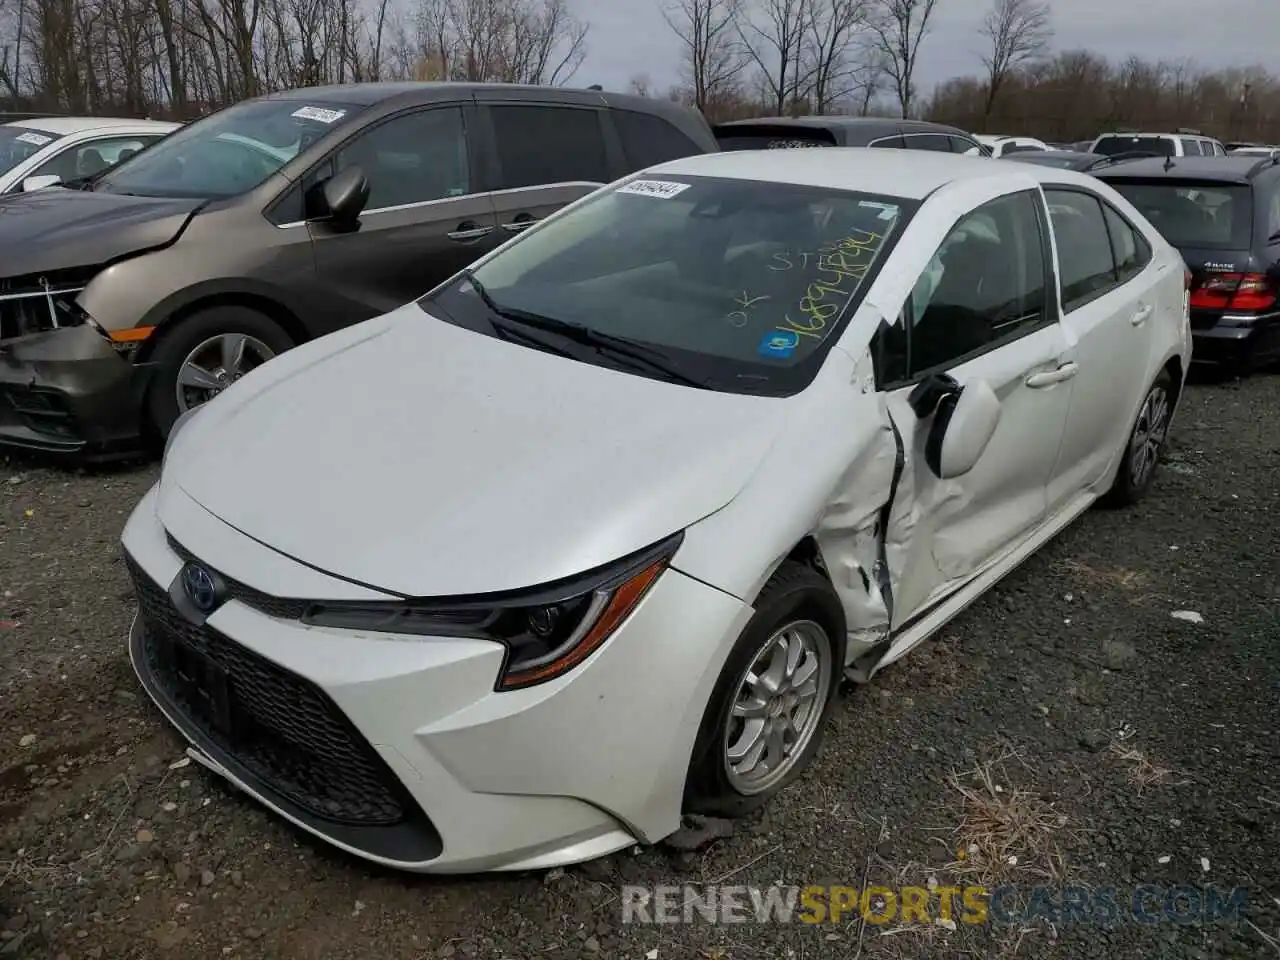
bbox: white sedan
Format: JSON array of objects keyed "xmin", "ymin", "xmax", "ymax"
[
  {"xmin": 122, "ymin": 149, "xmax": 1190, "ymax": 873},
  {"xmin": 0, "ymin": 116, "xmax": 178, "ymax": 193},
  {"xmin": 976, "ymin": 134, "xmax": 1051, "ymax": 157}
]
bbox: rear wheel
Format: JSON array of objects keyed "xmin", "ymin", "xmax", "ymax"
[
  {"xmin": 145, "ymin": 306, "xmax": 294, "ymax": 440},
  {"xmin": 1102, "ymin": 369, "xmax": 1173, "ymax": 507},
  {"xmin": 683, "ymin": 562, "xmax": 845, "ymax": 818}
]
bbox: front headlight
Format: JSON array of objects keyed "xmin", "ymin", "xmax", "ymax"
[{"xmin": 302, "ymin": 532, "xmax": 683, "ymax": 690}]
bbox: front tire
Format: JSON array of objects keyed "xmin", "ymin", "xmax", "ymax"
[
  {"xmin": 683, "ymin": 561, "xmax": 846, "ymax": 818},
  {"xmin": 1102, "ymin": 369, "xmax": 1173, "ymax": 507},
  {"xmin": 145, "ymin": 306, "xmax": 294, "ymax": 440}
]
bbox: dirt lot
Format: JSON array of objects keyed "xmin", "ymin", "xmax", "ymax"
[{"xmin": 1, "ymin": 373, "xmax": 1278, "ymax": 960}]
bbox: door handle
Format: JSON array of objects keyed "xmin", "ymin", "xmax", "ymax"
[
  {"xmin": 501, "ymin": 215, "xmax": 539, "ymax": 233},
  {"xmin": 1025, "ymin": 361, "xmax": 1079, "ymax": 388},
  {"xmin": 447, "ymin": 223, "xmax": 493, "ymax": 242},
  {"xmin": 1130, "ymin": 304, "xmax": 1154, "ymax": 326}
]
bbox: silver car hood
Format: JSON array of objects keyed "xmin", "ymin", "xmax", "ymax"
[{"xmin": 164, "ymin": 304, "xmax": 790, "ymax": 597}]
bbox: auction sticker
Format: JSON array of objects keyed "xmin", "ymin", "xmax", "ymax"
[
  {"xmin": 617, "ymin": 179, "xmax": 691, "ymax": 199},
  {"xmin": 291, "ymin": 106, "xmax": 346, "ymax": 124},
  {"xmin": 14, "ymin": 131, "xmax": 53, "ymax": 146}
]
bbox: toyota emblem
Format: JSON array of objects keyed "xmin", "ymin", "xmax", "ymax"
[{"xmin": 181, "ymin": 562, "xmax": 222, "ymax": 613}]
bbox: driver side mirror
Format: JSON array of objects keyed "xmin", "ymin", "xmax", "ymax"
[
  {"xmin": 313, "ymin": 165, "xmax": 369, "ymax": 227},
  {"xmin": 22, "ymin": 175, "xmax": 61, "ymax": 192},
  {"xmin": 908, "ymin": 374, "xmax": 1002, "ymax": 479}
]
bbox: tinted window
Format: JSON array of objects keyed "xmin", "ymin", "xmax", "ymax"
[
  {"xmin": 1044, "ymin": 190, "xmax": 1118, "ymax": 310},
  {"xmin": 333, "ymin": 107, "xmax": 469, "ymax": 209},
  {"xmin": 878, "ymin": 191, "xmax": 1048, "ymax": 381},
  {"xmin": 489, "ymin": 105, "xmax": 609, "ymax": 189},
  {"xmin": 715, "ymin": 127, "xmax": 837, "ymax": 150},
  {"xmin": 948, "ymin": 136, "xmax": 982, "ymax": 155},
  {"xmin": 0, "ymin": 126, "xmax": 63, "ymax": 177},
  {"xmin": 31, "ymin": 135, "xmax": 161, "ymax": 182},
  {"xmin": 901, "ymin": 133, "xmax": 951, "ymax": 152},
  {"xmin": 1101, "ymin": 203, "xmax": 1151, "ymax": 282},
  {"xmin": 1002, "ymin": 143, "xmax": 1041, "ymax": 154},
  {"xmin": 1267, "ymin": 186, "xmax": 1280, "ymax": 241},
  {"xmin": 614, "ymin": 110, "xmax": 703, "ymax": 168},
  {"xmin": 1178, "ymin": 138, "xmax": 1199, "ymax": 155},
  {"xmin": 869, "ymin": 135, "xmax": 906, "ymax": 149},
  {"xmin": 1105, "ymin": 180, "xmax": 1253, "ymax": 250},
  {"xmin": 428, "ymin": 175, "xmax": 913, "ymax": 397},
  {"xmin": 1093, "ymin": 135, "xmax": 1174, "ymax": 157},
  {"xmin": 1213, "ymin": 142, "xmax": 1227, "ymax": 156}
]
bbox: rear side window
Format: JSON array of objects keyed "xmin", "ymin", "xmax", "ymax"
[
  {"xmin": 614, "ymin": 110, "xmax": 705, "ymax": 169},
  {"xmin": 714, "ymin": 126, "xmax": 837, "ymax": 150},
  {"xmin": 869, "ymin": 135, "xmax": 906, "ymax": 149},
  {"xmin": 1105, "ymin": 180, "xmax": 1253, "ymax": 250},
  {"xmin": 900, "ymin": 133, "xmax": 951, "ymax": 152},
  {"xmin": 948, "ymin": 136, "xmax": 982, "ymax": 154},
  {"xmin": 1178, "ymin": 138, "xmax": 1199, "ymax": 155},
  {"xmin": 1044, "ymin": 189, "xmax": 1119, "ymax": 310},
  {"xmin": 1094, "ymin": 135, "xmax": 1174, "ymax": 157},
  {"xmin": 1101, "ymin": 203, "xmax": 1152, "ymax": 282},
  {"xmin": 489, "ymin": 105, "xmax": 610, "ymax": 189}
]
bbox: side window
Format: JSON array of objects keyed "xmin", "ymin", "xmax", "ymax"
[
  {"xmin": 1044, "ymin": 189, "xmax": 1119, "ymax": 311},
  {"xmin": 489, "ymin": 105, "xmax": 610, "ymax": 189},
  {"xmin": 901, "ymin": 133, "xmax": 951, "ymax": 152},
  {"xmin": 1178, "ymin": 138, "xmax": 1199, "ymax": 156},
  {"xmin": 333, "ymin": 107, "xmax": 470, "ymax": 210},
  {"xmin": 32, "ymin": 136, "xmax": 158, "ymax": 181},
  {"xmin": 948, "ymin": 136, "xmax": 982, "ymax": 155},
  {"xmin": 1100, "ymin": 202, "xmax": 1152, "ymax": 282},
  {"xmin": 613, "ymin": 110, "xmax": 703, "ymax": 169},
  {"xmin": 875, "ymin": 190, "xmax": 1049, "ymax": 382},
  {"xmin": 868, "ymin": 135, "xmax": 906, "ymax": 149},
  {"xmin": 1266, "ymin": 186, "xmax": 1280, "ymax": 242}
]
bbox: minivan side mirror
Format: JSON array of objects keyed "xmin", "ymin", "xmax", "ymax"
[
  {"xmin": 318, "ymin": 166, "xmax": 369, "ymax": 225},
  {"xmin": 22, "ymin": 174, "xmax": 61, "ymax": 192},
  {"xmin": 908, "ymin": 373, "xmax": 1002, "ymax": 479}
]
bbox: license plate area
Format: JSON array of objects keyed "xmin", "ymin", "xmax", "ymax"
[{"xmin": 164, "ymin": 635, "xmax": 241, "ymax": 741}]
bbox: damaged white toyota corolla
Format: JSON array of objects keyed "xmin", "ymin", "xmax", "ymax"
[{"xmin": 122, "ymin": 149, "xmax": 1190, "ymax": 873}]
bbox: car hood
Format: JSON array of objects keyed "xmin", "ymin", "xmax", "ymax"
[
  {"xmin": 0, "ymin": 188, "xmax": 203, "ymax": 277},
  {"xmin": 165, "ymin": 304, "xmax": 791, "ymax": 597}
]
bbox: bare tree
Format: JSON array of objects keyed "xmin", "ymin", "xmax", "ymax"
[
  {"xmin": 978, "ymin": 0, "xmax": 1049, "ymax": 117},
  {"xmin": 803, "ymin": 0, "xmax": 870, "ymax": 114},
  {"xmin": 867, "ymin": 0, "xmax": 939, "ymax": 117},
  {"xmin": 663, "ymin": 0, "xmax": 742, "ymax": 114},
  {"xmin": 736, "ymin": 0, "xmax": 811, "ymax": 115}
]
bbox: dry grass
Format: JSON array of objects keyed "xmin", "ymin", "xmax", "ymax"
[
  {"xmin": 943, "ymin": 749, "xmax": 1069, "ymax": 886},
  {"xmin": 1052, "ymin": 558, "xmax": 1148, "ymax": 591},
  {"xmin": 1108, "ymin": 740, "xmax": 1189, "ymax": 794}
]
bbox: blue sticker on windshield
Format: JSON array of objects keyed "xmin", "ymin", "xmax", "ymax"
[{"xmin": 758, "ymin": 329, "xmax": 800, "ymax": 359}]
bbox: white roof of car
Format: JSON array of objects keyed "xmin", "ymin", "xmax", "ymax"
[
  {"xmin": 653, "ymin": 148, "xmax": 1089, "ymax": 200},
  {"xmin": 4, "ymin": 116, "xmax": 178, "ymax": 135}
]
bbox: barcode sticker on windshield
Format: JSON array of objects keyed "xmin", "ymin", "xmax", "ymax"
[
  {"xmin": 14, "ymin": 131, "xmax": 52, "ymax": 146},
  {"xmin": 617, "ymin": 179, "xmax": 691, "ymax": 200},
  {"xmin": 291, "ymin": 106, "xmax": 346, "ymax": 124}
]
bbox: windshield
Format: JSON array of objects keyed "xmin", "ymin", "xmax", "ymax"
[
  {"xmin": 1106, "ymin": 180, "xmax": 1253, "ymax": 250},
  {"xmin": 0, "ymin": 126, "xmax": 62, "ymax": 177},
  {"xmin": 1094, "ymin": 135, "xmax": 1174, "ymax": 157},
  {"xmin": 422, "ymin": 174, "xmax": 914, "ymax": 396},
  {"xmin": 96, "ymin": 98, "xmax": 365, "ymax": 198}
]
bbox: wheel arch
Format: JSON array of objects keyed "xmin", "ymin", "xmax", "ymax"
[{"xmin": 134, "ymin": 285, "xmax": 309, "ymax": 363}]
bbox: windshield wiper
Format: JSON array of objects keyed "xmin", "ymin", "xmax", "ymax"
[{"xmin": 461, "ymin": 270, "xmax": 708, "ymax": 388}]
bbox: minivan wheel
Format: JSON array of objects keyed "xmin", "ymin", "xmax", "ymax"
[
  {"xmin": 145, "ymin": 306, "xmax": 295, "ymax": 440},
  {"xmin": 1101, "ymin": 369, "xmax": 1173, "ymax": 507},
  {"xmin": 683, "ymin": 561, "xmax": 845, "ymax": 818}
]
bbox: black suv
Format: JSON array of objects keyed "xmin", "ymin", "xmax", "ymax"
[
  {"xmin": 712, "ymin": 116, "xmax": 987, "ymax": 154},
  {"xmin": 1096, "ymin": 155, "xmax": 1280, "ymax": 371},
  {"xmin": 0, "ymin": 83, "xmax": 717, "ymax": 459}
]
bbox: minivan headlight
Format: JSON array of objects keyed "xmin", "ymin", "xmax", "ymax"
[{"xmin": 302, "ymin": 532, "xmax": 683, "ymax": 690}]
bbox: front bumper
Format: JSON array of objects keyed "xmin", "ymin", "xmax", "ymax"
[
  {"xmin": 121, "ymin": 483, "xmax": 752, "ymax": 873},
  {"xmin": 0, "ymin": 325, "xmax": 152, "ymax": 459}
]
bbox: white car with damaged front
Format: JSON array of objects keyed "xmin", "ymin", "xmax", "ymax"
[{"xmin": 122, "ymin": 149, "xmax": 1190, "ymax": 874}]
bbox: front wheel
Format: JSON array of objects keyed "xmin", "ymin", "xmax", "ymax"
[
  {"xmin": 145, "ymin": 306, "xmax": 295, "ymax": 440},
  {"xmin": 683, "ymin": 561, "xmax": 846, "ymax": 818},
  {"xmin": 1101, "ymin": 369, "xmax": 1173, "ymax": 507}
]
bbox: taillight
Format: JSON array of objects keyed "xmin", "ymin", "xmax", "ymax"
[{"xmin": 1189, "ymin": 273, "xmax": 1276, "ymax": 311}]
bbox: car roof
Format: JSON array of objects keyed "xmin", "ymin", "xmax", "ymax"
[
  {"xmin": 714, "ymin": 115, "xmax": 969, "ymax": 136},
  {"xmin": 3, "ymin": 116, "xmax": 178, "ymax": 134},
  {"xmin": 1094, "ymin": 155, "xmax": 1277, "ymax": 183},
  {"xmin": 254, "ymin": 81, "xmax": 638, "ymax": 107},
  {"xmin": 1095, "ymin": 131, "xmax": 1215, "ymax": 141},
  {"xmin": 652, "ymin": 147, "xmax": 1095, "ymax": 200}
]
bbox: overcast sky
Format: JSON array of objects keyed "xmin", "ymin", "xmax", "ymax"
[{"xmin": 579, "ymin": 0, "xmax": 1280, "ymax": 99}]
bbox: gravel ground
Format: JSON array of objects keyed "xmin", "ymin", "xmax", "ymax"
[{"xmin": 1, "ymin": 373, "xmax": 1277, "ymax": 959}]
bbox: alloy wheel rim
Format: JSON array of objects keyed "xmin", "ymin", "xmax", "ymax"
[
  {"xmin": 1129, "ymin": 385, "xmax": 1169, "ymax": 488},
  {"xmin": 175, "ymin": 333, "xmax": 275, "ymax": 413},
  {"xmin": 723, "ymin": 619, "xmax": 832, "ymax": 795}
]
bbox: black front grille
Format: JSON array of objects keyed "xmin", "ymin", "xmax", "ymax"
[
  {"xmin": 127, "ymin": 555, "xmax": 411, "ymax": 826},
  {"xmin": 166, "ymin": 534, "xmax": 309, "ymax": 620}
]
